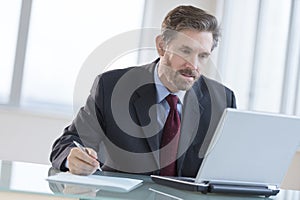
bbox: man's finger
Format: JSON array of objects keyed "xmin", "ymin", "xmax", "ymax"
[{"xmin": 71, "ymin": 148, "xmax": 98, "ymax": 166}]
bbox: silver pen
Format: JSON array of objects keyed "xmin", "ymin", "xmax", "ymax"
[{"xmin": 73, "ymin": 140, "xmax": 102, "ymax": 171}]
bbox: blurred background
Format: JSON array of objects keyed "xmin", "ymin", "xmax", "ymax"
[{"xmin": 0, "ymin": 0, "xmax": 299, "ymax": 178}]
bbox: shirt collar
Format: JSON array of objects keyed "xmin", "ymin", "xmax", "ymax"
[{"xmin": 154, "ymin": 62, "xmax": 186, "ymax": 104}]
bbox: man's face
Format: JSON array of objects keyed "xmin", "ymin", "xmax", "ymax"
[{"xmin": 157, "ymin": 30, "xmax": 213, "ymax": 92}]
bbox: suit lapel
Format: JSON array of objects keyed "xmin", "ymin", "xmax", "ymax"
[
  {"xmin": 130, "ymin": 62, "xmax": 161, "ymax": 168},
  {"xmin": 177, "ymin": 84, "xmax": 204, "ymax": 175}
]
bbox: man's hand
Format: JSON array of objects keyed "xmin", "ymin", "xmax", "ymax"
[{"xmin": 67, "ymin": 147, "xmax": 99, "ymax": 175}]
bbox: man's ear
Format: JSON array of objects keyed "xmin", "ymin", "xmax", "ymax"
[{"xmin": 155, "ymin": 35, "xmax": 165, "ymax": 56}]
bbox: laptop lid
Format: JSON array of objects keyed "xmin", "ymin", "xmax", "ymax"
[{"xmin": 195, "ymin": 108, "xmax": 300, "ymax": 187}]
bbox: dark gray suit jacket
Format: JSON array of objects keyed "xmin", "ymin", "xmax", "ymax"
[{"xmin": 50, "ymin": 59, "xmax": 236, "ymax": 177}]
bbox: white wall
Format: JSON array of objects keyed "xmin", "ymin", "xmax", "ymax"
[{"xmin": 0, "ymin": 107, "xmax": 71, "ymax": 164}]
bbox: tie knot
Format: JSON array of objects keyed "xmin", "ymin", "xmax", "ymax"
[{"xmin": 166, "ymin": 94, "xmax": 178, "ymax": 110}]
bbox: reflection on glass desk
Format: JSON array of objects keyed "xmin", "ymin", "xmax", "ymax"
[{"xmin": 0, "ymin": 160, "xmax": 300, "ymax": 200}]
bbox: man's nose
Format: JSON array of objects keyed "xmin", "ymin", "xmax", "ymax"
[{"xmin": 185, "ymin": 55, "xmax": 199, "ymax": 70}]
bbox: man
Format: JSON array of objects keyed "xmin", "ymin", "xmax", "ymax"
[{"xmin": 50, "ymin": 5, "xmax": 236, "ymax": 177}]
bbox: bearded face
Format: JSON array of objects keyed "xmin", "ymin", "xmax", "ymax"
[
  {"xmin": 159, "ymin": 60, "xmax": 200, "ymax": 91},
  {"xmin": 157, "ymin": 30, "xmax": 213, "ymax": 93}
]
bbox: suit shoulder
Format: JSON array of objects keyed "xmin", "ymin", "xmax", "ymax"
[
  {"xmin": 199, "ymin": 76, "xmax": 236, "ymax": 108},
  {"xmin": 99, "ymin": 67, "xmax": 135, "ymax": 80},
  {"xmin": 98, "ymin": 60, "xmax": 156, "ymax": 81},
  {"xmin": 199, "ymin": 76, "xmax": 234, "ymax": 93},
  {"xmin": 92, "ymin": 63, "xmax": 155, "ymax": 92}
]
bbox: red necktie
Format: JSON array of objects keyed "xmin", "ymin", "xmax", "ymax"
[{"xmin": 160, "ymin": 94, "xmax": 181, "ymax": 176}]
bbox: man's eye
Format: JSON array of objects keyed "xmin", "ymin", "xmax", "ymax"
[
  {"xmin": 180, "ymin": 49, "xmax": 191, "ymax": 54},
  {"xmin": 199, "ymin": 54, "xmax": 209, "ymax": 59}
]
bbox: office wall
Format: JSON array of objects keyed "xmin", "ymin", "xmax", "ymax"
[{"xmin": 0, "ymin": 108, "xmax": 71, "ymax": 164}]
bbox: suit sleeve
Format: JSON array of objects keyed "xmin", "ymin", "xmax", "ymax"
[
  {"xmin": 230, "ymin": 91, "xmax": 237, "ymax": 108},
  {"xmin": 50, "ymin": 75, "xmax": 106, "ymax": 171}
]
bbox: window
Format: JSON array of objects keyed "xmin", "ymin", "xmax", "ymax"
[
  {"xmin": 217, "ymin": 0, "xmax": 260, "ymax": 109},
  {"xmin": 3, "ymin": 0, "xmax": 299, "ymax": 116},
  {"xmin": 20, "ymin": 0, "xmax": 145, "ymax": 113},
  {"xmin": 250, "ymin": 0, "xmax": 291, "ymax": 112},
  {"xmin": 0, "ymin": 0, "xmax": 22, "ymax": 104},
  {"xmin": 218, "ymin": 0, "xmax": 299, "ymax": 115}
]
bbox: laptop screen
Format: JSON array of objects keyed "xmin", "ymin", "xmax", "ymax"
[{"xmin": 196, "ymin": 108, "xmax": 300, "ymax": 187}]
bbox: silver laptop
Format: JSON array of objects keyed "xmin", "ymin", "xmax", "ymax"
[{"xmin": 151, "ymin": 108, "xmax": 300, "ymax": 196}]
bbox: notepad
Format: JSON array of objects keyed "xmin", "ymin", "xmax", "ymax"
[{"xmin": 46, "ymin": 172, "xmax": 143, "ymax": 192}]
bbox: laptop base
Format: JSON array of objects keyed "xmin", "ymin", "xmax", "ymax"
[
  {"xmin": 208, "ymin": 183, "xmax": 279, "ymax": 197},
  {"xmin": 151, "ymin": 175, "xmax": 280, "ymax": 197}
]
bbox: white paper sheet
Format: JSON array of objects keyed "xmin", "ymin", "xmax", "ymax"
[{"xmin": 46, "ymin": 172, "xmax": 143, "ymax": 193}]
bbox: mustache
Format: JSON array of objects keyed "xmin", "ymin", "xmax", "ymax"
[{"xmin": 177, "ymin": 68, "xmax": 198, "ymax": 77}]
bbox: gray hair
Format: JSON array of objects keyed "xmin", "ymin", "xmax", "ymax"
[{"xmin": 161, "ymin": 5, "xmax": 220, "ymax": 51}]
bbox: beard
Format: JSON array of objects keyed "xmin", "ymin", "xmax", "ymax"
[{"xmin": 160, "ymin": 60, "xmax": 200, "ymax": 91}]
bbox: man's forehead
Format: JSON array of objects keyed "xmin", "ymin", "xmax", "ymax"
[{"xmin": 170, "ymin": 32, "xmax": 212, "ymax": 52}]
